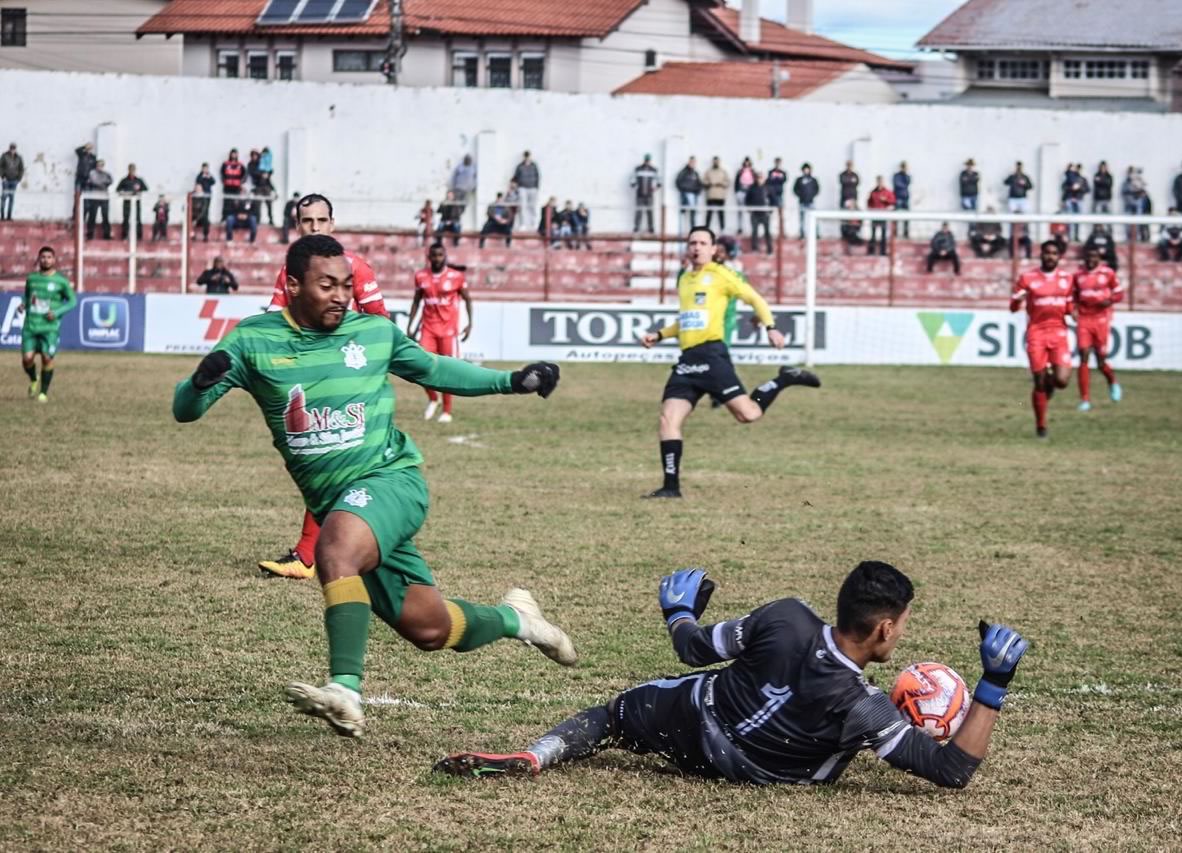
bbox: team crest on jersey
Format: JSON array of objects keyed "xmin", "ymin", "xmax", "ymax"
[
  {"xmin": 694, "ymin": 292, "xmax": 706, "ymax": 305},
  {"xmin": 341, "ymin": 340, "xmax": 367, "ymax": 369},
  {"xmin": 343, "ymin": 488, "xmax": 372, "ymax": 508}
]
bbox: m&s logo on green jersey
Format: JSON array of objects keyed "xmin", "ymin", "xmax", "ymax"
[{"xmin": 917, "ymin": 312, "xmax": 974, "ymax": 364}]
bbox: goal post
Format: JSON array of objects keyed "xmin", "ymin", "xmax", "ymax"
[{"xmin": 802, "ymin": 208, "xmax": 1182, "ymax": 367}]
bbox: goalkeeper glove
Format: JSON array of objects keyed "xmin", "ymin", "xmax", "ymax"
[
  {"xmin": 658, "ymin": 568, "xmax": 716, "ymax": 628},
  {"xmin": 974, "ymin": 620, "xmax": 1029, "ymax": 710},
  {"xmin": 192, "ymin": 350, "xmax": 231, "ymax": 390},
  {"xmin": 510, "ymin": 362, "xmax": 560, "ymax": 398}
]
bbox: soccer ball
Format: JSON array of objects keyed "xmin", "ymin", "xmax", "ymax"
[{"xmin": 890, "ymin": 662, "xmax": 970, "ymax": 741}]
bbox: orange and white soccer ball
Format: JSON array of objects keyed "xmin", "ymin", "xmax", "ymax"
[{"xmin": 890, "ymin": 662, "xmax": 970, "ymax": 741}]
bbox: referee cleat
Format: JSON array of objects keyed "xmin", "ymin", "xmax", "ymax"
[
  {"xmin": 433, "ymin": 751, "xmax": 540, "ymax": 779},
  {"xmin": 424, "ymin": 401, "xmax": 439, "ymax": 420},
  {"xmin": 437, "ymin": 412, "xmax": 453, "ymax": 424},
  {"xmin": 502, "ymin": 588, "xmax": 578, "ymax": 667},
  {"xmin": 285, "ymin": 681, "xmax": 365, "ymax": 737},
  {"xmin": 1078, "ymin": 401, "xmax": 1092, "ymax": 412},
  {"xmin": 258, "ymin": 550, "xmax": 316, "ymax": 580},
  {"xmin": 643, "ymin": 487, "xmax": 682, "ymax": 499},
  {"xmin": 778, "ymin": 366, "xmax": 821, "ymax": 388},
  {"xmin": 1036, "ymin": 427, "xmax": 1049, "ymax": 440},
  {"xmin": 1110, "ymin": 383, "xmax": 1122, "ymax": 403}
]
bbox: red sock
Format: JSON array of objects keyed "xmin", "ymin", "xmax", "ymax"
[
  {"xmin": 1100, "ymin": 363, "xmax": 1115, "ymax": 384},
  {"xmin": 1032, "ymin": 389, "xmax": 1048, "ymax": 430},
  {"xmin": 443, "ymin": 393, "xmax": 453, "ymax": 414},
  {"xmin": 1077, "ymin": 363, "xmax": 1090, "ymax": 401},
  {"xmin": 425, "ymin": 388, "xmax": 438, "ymax": 402},
  {"xmin": 294, "ymin": 510, "xmax": 319, "ymax": 566}
]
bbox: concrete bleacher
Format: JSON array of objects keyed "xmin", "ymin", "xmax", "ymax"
[{"xmin": 0, "ymin": 219, "xmax": 1178, "ymax": 311}]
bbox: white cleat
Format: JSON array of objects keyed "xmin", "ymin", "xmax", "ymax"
[
  {"xmin": 1078, "ymin": 401, "xmax": 1092, "ymax": 412},
  {"xmin": 285, "ymin": 681, "xmax": 365, "ymax": 737},
  {"xmin": 502, "ymin": 588, "xmax": 578, "ymax": 667},
  {"xmin": 424, "ymin": 401, "xmax": 439, "ymax": 420},
  {"xmin": 437, "ymin": 412, "xmax": 453, "ymax": 424}
]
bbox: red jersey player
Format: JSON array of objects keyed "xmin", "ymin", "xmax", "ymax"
[
  {"xmin": 259, "ymin": 193, "xmax": 390, "ymax": 581},
  {"xmin": 407, "ymin": 241, "xmax": 473, "ymax": 424},
  {"xmin": 1072, "ymin": 246, "xmax": 1123, "ymax": 411},
  {"xmin": 1010, "ymin": 240, "xmax": 1074, "ymax": 439}
]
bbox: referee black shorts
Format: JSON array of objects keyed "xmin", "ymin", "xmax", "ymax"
[
  {"xmin": 661, "ymin": 341, "xmax": 746, "ymax": 407},
  {"xmin": 609, "ymin": 673, "xmax": 722, "ymax": 779}
]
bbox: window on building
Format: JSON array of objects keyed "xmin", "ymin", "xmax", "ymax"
[
  {"xmin": 644, "ymin": 49, "xmax": 657, "ymax": 70},
  {"xmin": 452, "ymin": 51, "xmax": 478, "ymax": 87},
  {"xmin": 1084, "ymin": 59, "xmax": 1128, "ymax": 79},
  {"xmin": 976, "ymin": 59, "xmax": 995, "ymax": 80},
  {"xmin": 1131, "ymin": 60, "xmax": 1149, "ymax": 79},
  {"xmin": 247, "ymin": 51, "xmax": 269, "ymax": 79},
  {"xmin": 217, "ymin": 50, "xmax": 240, "ymax": 78},
  {"xmin": 1063, "ymin": 59, "xmax": 1081, "ymax": 79},
  {"xmin": 276, "ymin": 51, "xmax": 297, "ymax": 81},
  {"xmin": 521, "ymin": 53, "xmax": 545, "ymax": 89},
  {"xmin": 997, "ymin": 59, "xmax": 1047, "ymax": 80},
  {"xmin": 333, "ymin": 49, "xmax": 384, "ymax": 72},
  {"xmin": 487, "ymin": 53, "xmax": 512, "ymax": 88},
  {"xmin": 1, "ymin": 8, "xmax": 27, "ymax": 47}
]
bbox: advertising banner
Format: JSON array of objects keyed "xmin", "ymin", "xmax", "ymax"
[{"xmin": 1, "ymin": 290, "xmax": 145, "ymax": 352}]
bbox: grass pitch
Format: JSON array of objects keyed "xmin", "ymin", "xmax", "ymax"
[{"xmin": 1, "ymin": 354, "xmax": 1180, "ymax": 850}]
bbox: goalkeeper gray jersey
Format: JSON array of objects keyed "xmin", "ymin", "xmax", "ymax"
[{"xmin": 671, "ymin": 598, "xmax": 978, "ymax": 787}]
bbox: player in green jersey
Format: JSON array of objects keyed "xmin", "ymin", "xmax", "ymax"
[
  {"xmin": 173, "ymin": 234, "xmax": 574, "ymax": 737},
  {"xmin": 19, "ymin": 247, "xmax": 77, "ymax": 402}
]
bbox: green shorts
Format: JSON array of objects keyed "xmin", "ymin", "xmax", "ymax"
[
  {"xmin": 327, "ymin": 465, "xmax": 433, "ymax": 622},
  {"xmin": 21, "ymin": 328, "xmax": 60, "ymax": 357}
]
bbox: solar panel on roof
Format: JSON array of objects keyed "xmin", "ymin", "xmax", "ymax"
[
  {"xmin": 257, "ymin": 0, "xmax": 300, "ymax": 25},
  {"xmin": 333, "ymin": 0, "xmax": 375, "ymax": 23},
  {"xmin": 295, "ymin": 0, "xmax": 337, "ymax": 23}
]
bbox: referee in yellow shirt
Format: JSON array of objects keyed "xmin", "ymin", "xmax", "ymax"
[{"xmin": 640, "ymin": 226, "xmax": 820, "ymax": 498}]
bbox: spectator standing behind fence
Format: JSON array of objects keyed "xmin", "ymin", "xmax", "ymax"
[
  {"xmin": 959, "ymin": 158, "xmax": 980, "ymax": 210},
  {"xmin": 416, "ymin": 199, "xmax": 434, "ymax": 246},
  {"xmin": 74, "ymin": 142, "xmax": 96, "ymax": 199},
  {"xmin": 437, "ymin": 190, "xmax": 463, "ymax": 247},
  {"xmin": 1085, "ymin": 225, "xmax": 1119, "ymax": 270},
  {"xmin": 558, "ymin": 200, "xmax": 579, "ymax": 249},
  {"xmin": 1061, "ymin": 164, "xmax": 1089, "ymax": 240},
  {"xmin": 793, "ymin": 163, "xmax": 819, "ymax": 239},
  {"xmin": 840, "ymin": 199, "xmax": 864, "ymax": 249},
  {"xmin": 1159, "ymin": 210, "xmax": 1182, "ymax": 261},
  {"xmin": 766, "ymin": 157, "xmax": 787, "ymax": 211},
  {"xmin": 1173, "ymin": 166, "xmax": 1182, "ymax": 213},
  {"xmin": 573, "ymin": 202, "xmax": 591, "ymax": 250},
  {"xmin": 676, "ymin": 156, "xmax": 703, "ymax": 229},
  {"xmin": 502, "ymin": 179, "xmax": 520, "ymax": 231},
  {"xmin": 892, "ymin": 162, "xmax": 911, "ymax": 237},
  {"xmin": 116, "ymin": 164, "xmax": 148, "ymax": 241},
  {"xmin": 703, "ymin": 156, "xmax": 729, "ymax": 232},
  {"xmin": 151, "ymin": 194, "xmax": 169, "ymax": 242},
  {"xmin": 451, "ymin": 154, "xmax": 477, "ymax": 209},
  {"xmin": 84, "ymin": 159, "xmax": 112, "ymax": 240},
  {"xmin": 632, "ymin": 153, "xmax": 660, "ymax": 234},
  {"xmin": 479, "ymin": 192, "xmax": 512, "ymax": 248},
  {"xmin": 195, "ymin": 256, "xmax": 238, "ymax": 293},
  {"xmin": 220, "ymin": 148, "xmax": 245, "ymax": 221},
  {"xmin": 1092, "ymin": 161, "xmax": 1113, "ymax": 214},
  {"xmin": 191, "ymin": 163, "xmax": 216, "ymax": 242},
  {"xmin": 255, "ymin": 171, "xmax": 276, "ymax": 227},
  {"xmin": 838, "ymin": 160, "xmax": 859, "ymax": 206},
  {"xmin": 969, "ymin": 209, "xmax": 1004, "ymax": 257},
  {"xmin": 539, "ymin": 197, "xmax": 564, "ymax": 248},
  {"xmin": 1004, "ymin": 161, "xmax": 1033, "ymax": 243},
  {"xmin": 927, "ymin": 222, "xmax": 960, "ymax": 275},
  {"xmin": 512, "ymin": 151, "xmax": 539, "ymax": 234},
  {"xmin": 745, "ymin": 173, "xmax": 772, "ymax": 255},
  {"xmin": 280, "ymin": 192, "xmax": 300, "ymax": 244},
  {"xmin": 866, "ymin": 176, "xmax": 895, "ymax": 256},
  {"xmin": 734, "ymin": 157, "xmax": 756, "ymax": 234},
  {"xmin": 1, "ymin": 142, "xmax": 24, "ymax": 220},
  {"xmin": 1121, "ymin": 167, "xmax": 1148, "ymax": 242}
]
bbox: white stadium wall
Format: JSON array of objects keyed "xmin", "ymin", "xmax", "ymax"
[{"xmin": 4, "ymin": 68, "xmax": 1182, "ymax": 231}]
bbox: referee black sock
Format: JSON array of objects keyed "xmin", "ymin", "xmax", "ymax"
[
  {"xmin": 751, "ymin": 376, "xmax": 783, "ymax": 412},
  {"xmin": 40, "ymin": 369, "xmax": 54, "ymax": 394},
  {"xmin": 23, "ymin": 363, "xmax": 37, "ymax": 382},
  {"xmin": 660, "ymin": 439, "xmax": 682, "ymax": 491}
]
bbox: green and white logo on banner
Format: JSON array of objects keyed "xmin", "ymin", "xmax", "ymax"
[{"xmin": 917, "ymin": 312, "xmax": 974, "ymax": 364}]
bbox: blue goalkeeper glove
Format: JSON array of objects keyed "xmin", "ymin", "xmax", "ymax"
[
  {"xmin": 974, "ymin": 620, "xmax": 1029, "ymax": 710},
  {"xmin": 658, "ymin": 569, "xmax": 715, "ymax": 628}
]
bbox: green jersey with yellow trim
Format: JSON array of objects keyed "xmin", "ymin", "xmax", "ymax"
[
  {"xmin": 23, "ymin": 271, "xmax": 77, "ymax": 334},
  {"xmin": 173, "ymin": 310, "xmax": 512, "ymax": 517}
]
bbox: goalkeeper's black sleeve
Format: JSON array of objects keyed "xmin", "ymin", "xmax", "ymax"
[{"xmin": 670, "ymin": 617, "xmax": 747, "ymax": 667}]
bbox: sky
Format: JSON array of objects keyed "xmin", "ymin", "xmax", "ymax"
[{"xmin": 732, "ymin": 0, "xmax": 967, "ymax": 59}]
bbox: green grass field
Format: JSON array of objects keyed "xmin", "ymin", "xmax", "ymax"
[{"xmin": 2, "ymin": 354, "xmax": 1180, "ymax": 850}]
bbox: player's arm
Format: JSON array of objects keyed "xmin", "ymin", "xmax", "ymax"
[
  {"xmin": 658, "ymin": 569, "xmax": 748, "ymax": 667},
  {"xmin": 1009, "ymin": 277, "xmax": 1026, "ymax": 313},
  {"xmin": 406, "ymin": 289, "xmax": 423, "ymax": 336},
  {"xmin": 19, "ymin": 277, "xmax": 30, "ymax": 314},
  {"xmin": 387, "ymin": 324, "xmax": 557, "ymax": 397},
  {"xmin": 642, "ymin": 320, "xmax": 678, "ymax": 348},
  {"xmin": 460, "ymin": 286, "xmax": 474, "ymax": 341},
  {"xmin": 227, "ymin": 271, "xmax": 239, "ymax": 292},
  {"xmin": 1110, "ymin": 276, "xmax": 1124, "ymax": 305},
  {"xmin": 172, "ymin": 332, "xmax": 248, "ymax": 422},
  {"xmin": 53, "ymin": 277, "xmax": 78, "ymax": 321},
  {"xmin": 352, "ymin": 260, "xmax": 388, "ymax": 317}
]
